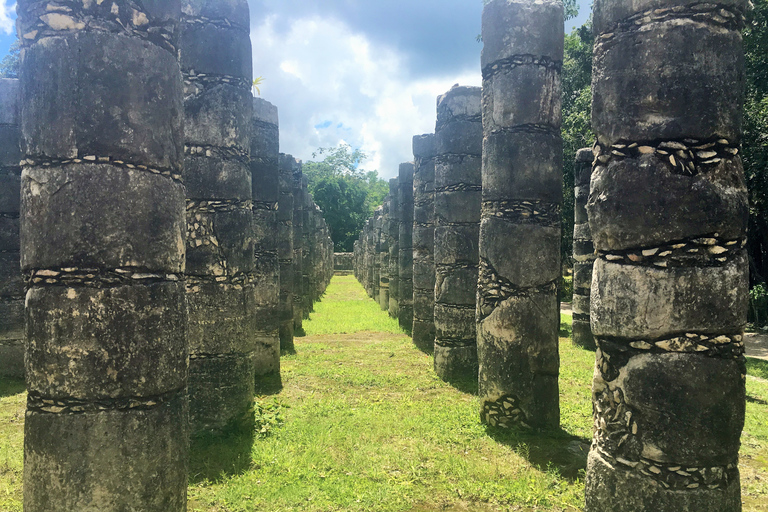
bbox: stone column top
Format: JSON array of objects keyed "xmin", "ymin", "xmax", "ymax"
[
  {"xmin": 413, "ymin": 133, "xmax": 436, "ymax": 159},
  {"xmin": 437, "ymin": 85, "xmax": 481, "ymax": 127},
  {"xmin": 593, "ymin": 0, "xmax": 748, "ymax": 34},
  {"xmin": 252, "ymin": 97, "xmax": 279, "ymax": 126}
]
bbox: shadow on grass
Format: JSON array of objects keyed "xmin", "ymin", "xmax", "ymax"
[
  {"xmin": 747, "ymin": 357, "xmax": 768, "ymax": 380},
  {"xmin": 294, "ymin": 325, "xmax": 307, "ymax": 338},
  {"xmin": 0, "ymin": 377, "xmax": 25, "ymax": 398},
  {"xmin": 254, "ymin": 372, "xmax": 283, "ymax": 396},
  {"xmin": 189, "ymin": 414, "xmax": 256, "ymax": 484},
  {"xmin": 445, "ymin": 375, "xmax": 479, "ymax": 396},
  {"xmin": 487, "ymin": 426, "xmax": 591, "ymax": 482}
]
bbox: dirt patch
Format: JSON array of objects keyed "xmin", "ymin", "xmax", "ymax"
[{"xmin": 746, "ymin": 333, "xmax": 768, "ymax": 361}]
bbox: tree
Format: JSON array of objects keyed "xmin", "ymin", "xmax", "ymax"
[
  {"xmin": 743, "ymin": 0, "xmax": 768, "ymax": 286},
  {"xmin": 302, "ymin": 144, "xmax": 389, "ymax": 252},
  {"xmin": 561, "ymin": 22, "xmax": 595, "ymax": 265},
  {"xmin": 0, "ymin": 40, "xmax": 20, "ymax": 79}
]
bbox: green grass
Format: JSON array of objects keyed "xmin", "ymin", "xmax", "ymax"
[{"xmin": 2, "ymin": 275, "xmax": 767, "ymax": 511}]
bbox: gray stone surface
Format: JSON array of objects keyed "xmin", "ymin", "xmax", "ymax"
[
  {"xmin": 0, "ymin": 78, "xmax": 22, "ymax": 379},
  {"xmin": 433, "ymin": 85, "xmax": 482, "ymax": 382},
  {"xmin": 585, "ymin": 2, "xmax": 749, "ymax": 509},
  {"xmin": 18, "ymin": 1, "xmax": 188, "ymax": 509},
  {"xmin": 477, "ymin": 0, "xmax": 563, "ymax": 431},
  {"xmin": 292, "ymin": 164, "xmax": 304, "ymax": 331},
  {"xmin": 278, "ymin": 154, "xmax": 296, "ymax": 351},
  {"xmin": 251, "ymin": 97, "xmax": 281, "ymax": 382},
  {"xmin": 388, "ymin": 177, "xmax": 400, "ymax": 318},
  {"xmin": 412, "ymin": 134, "xmax": 437, "ymax": 352},
  {"xmin": 181, "ymin": 0, "xmax": 255, "ymax": 437},
  {"xmin": 573, "ymin": 148, "xmax": 596, "ymax": 349},
  {"xmin": 398, "ymin": 162, "xmax": 415, "ymax": 332}
]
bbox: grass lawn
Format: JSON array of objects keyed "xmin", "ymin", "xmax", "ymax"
[{"xmin": 2, "ymin": 274, "xmax": 767, "ymax": 511}]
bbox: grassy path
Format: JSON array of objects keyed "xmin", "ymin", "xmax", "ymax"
[{"xmin": 2, "ymin": 275, "xmax": 768, "ymax": 511}]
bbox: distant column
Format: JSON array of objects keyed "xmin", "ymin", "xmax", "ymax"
[
  {"xmin": 433, "ymin": 85, "xmax": 482, "ymax": 381},
  {"xmin": 301, "ymin": 176, "xmax": 312, "ymax": 316},
  {"xmin": 0, "ymin": 78, "xmax": 22, "ymax": 379},
  {"xmin": 181, "ymin": 0, "xmax": 255, "ymax": 436},
  {"xmin": 278, "ymin": 154, "xmax": 296, "ymax": 352},
  {"xmin": 388, "ymin": 177, "xmax": 400, "ymax": 318},
  {"xmin": 379, "ymin": 195, "xmax": 391, "ymax": 310},
  {"xmin": 292, "ymin": 164, "xmax": 304, "ymax": 332},
  {"xmin": 585, "ymin": 1, "xmax": 749, "ymax": 510},
  {"xmin": 399, "ymin": 163, "xmax": 415, "ymax": 333},
  {"xmin": 572, "ymin": 147, "xmax": 595, "ymax": 349},
  {"xmin": 412, "ymin": 134, "xmax": 437, "ymax": 352},
  {"xmin": 18, "ymin": 1, "xmax": 187, "ymax": 508},
  {"xmin": 477, "ymin": 0, "xmax": 563, "ymax": 430},
  {"xmin": 251, "ymin": 97, "xmax": 281, "ymax": 381}
]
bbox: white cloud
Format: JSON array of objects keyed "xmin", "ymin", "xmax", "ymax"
[
  {"xmin": 0, "ymin": 2, "xmax": 15, "ymax": 36},
  {"xmin": 251, "ymin": 14, "xmax": 480, "ymax": 180}
]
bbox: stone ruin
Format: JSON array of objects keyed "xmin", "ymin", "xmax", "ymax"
[
  {"xmin": 585, "ymin": 0, "xmax": 749, "ymax": 509},
  {"xmin": 4, "ymin": 0, "xmax": 753, "ymax": 509},
  {"xmin": 352, "ymin": 0, "xmax": 751, "ymax": 509},
  {"xmin": 12, "ymin": 0, "xmax": 333, "ymax": 509},
  {"xmin": 572, "ymin": 147, "xmax": 596, "ymax": 350},
  {"xmin": 477, "ymin": 0, "xmax": 563, "ymax": 431},
  {"xmin": 0, "ymin": 78, "xmax": 22, "ymax": 379},
  {"xmin": 433, "ymin": 86, "xmax": 483, "ymax": 381}
]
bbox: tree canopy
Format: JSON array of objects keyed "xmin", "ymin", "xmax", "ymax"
[{"xmin": 302, "ymin": 144, "xmax": 388, "ymax": 252}]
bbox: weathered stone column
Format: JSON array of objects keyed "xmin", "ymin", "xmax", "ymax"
[
  {"xmin": 379, "ymin": 195, "xmax": 391, "ymax": 310},
  {"xmin": 433, "ymin": 85, "xmax": 482, "ymax": 381},
  {"xmin": 412, "ymin": 134, "xmax": 437, "ymax": 352},
  {"xmin": 585, "ymin": 2, "xmax": 749, "ymax": 510},
  {"xmin": 572, "ymin": 147, "xmax": 595, "ymax": 350},
  {"xmin": 399, "ymin": 162, "xmax": 415, "ymax": 333},
  {"xmin": 0, "ymin": 78, "xmax": 22, "ymax": 379},
  {"xmin": 300, "ymin": 176, "xmax": 312, "ymax": 316},
  {"xmin": 277, "ymin": 154, "xmax": 296, "ymax": 351},
  {"xmin": 477, "ymin": 0, "xmax": 563, "ymax": 430},
  {"xmin": 388, "ymin": 177, "xmax": 400, "ymax": 318},
  {"xmin": 372, "ymin": 206, "xmax": 383, "ymax": 304},
  {"xmin": 292, "ymin": 163, "xmax": 304, "ymax": 331},
  {"xmin": 18, "ymin": 1, "xmax": 188, "ymax": 509},
  {"xmin": 251, "ymin": 97, "xmax": 281, "ymax": 383},
  {"xmin": 181, "ymin": 0, "xmax": 255, "ymax": 436}
]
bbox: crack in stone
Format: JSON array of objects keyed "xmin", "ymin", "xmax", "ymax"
[
  {"xmin": 18, "ymin": 0, "xmax": 179, "ymax": 54},
  {"xmin": 482, "ymin": 54, "xmax": 562, "ymax": 81},
  {"xmin": 597, "ymin": 3, "xmax": 746, "ymax": 41},
  {"xmin": 482, "ymin": 200, "xmax": 560, "ymax": 226},
  {"xmin": 598, "ymin": 235, "xmax": 746, "ymax": 268},
  {"xmin": 21, "ymin": 156, "xmax": 183, "ymax": 183},
  {"xmin": 27, "ymin": 388, "xmax": 184, "ymax": 415}
]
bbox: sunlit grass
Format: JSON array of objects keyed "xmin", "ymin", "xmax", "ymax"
[{"xmin": 1, "ymin": 275, "xmax": 767, "ymax": 511}]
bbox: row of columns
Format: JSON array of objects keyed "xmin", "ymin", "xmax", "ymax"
[
  {"xmin": 354, "ymin": 0, "xmax": 749, "ymax": 510},
  {"xmin": 11, "ymin": 0, "xmax": 333, "ymax": 509}
]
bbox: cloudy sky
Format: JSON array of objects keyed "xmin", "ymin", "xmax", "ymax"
[{"xmin": 0, "ymin": 0, "xmax": 591, "ymax": 179}]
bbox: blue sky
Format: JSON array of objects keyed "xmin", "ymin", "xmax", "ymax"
[{"xmin": 0, "ymin": 0, "xmax": 593, "ymax": 179}]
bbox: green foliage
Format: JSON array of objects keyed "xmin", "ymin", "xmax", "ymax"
[
  {"xmin": 303, "ymin": 144, "xmax": 389, "ymax": 252},
  {"xmin": 744, "ymin": 0, "xmax": 768, "ymax": 286},
  {"xmin": 254, "ymin": 398, "xmax": 286, "ymax": 437},
  {"xmin": 0, "ymin": 40, "xmax": 20, "ymax": 79},
  {"xmin": 750, "ymin": 283, "xmax": 768, "ymax": 326},
  {"xmin": 559, "ymin": 274, "xmax": 574, "ymax": 303},
  {"xmin": 561, "ymin": 22, "xmax": 595, "ymax": 266}
]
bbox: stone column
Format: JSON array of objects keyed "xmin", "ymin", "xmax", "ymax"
[
  {"xmin": 572, "ymin": 147, "xmax": 595, "ymax": 349},
  {"xmin": 278, "ymin": 154, "xmax": 296, "ymax": 352},
  {"xmin": 398, "ymin": 163, "xmax": 415, "ymax": 333},
  {"xmin": 292, "ymin": 163, "xmax": 304, "ymax": 331},
  {"xmin": 585, "ymin": 2, "xmax": 749, "ymax": 510},
  {"xmin": 477, "ymin": 0, "xmax": 563, "ymax": 430},
  {"xmin": 372, "ymin": 206, "xmax": 383, "ymax": 304},
  {"xmin": 181, "ymin": 0, "xmax": 255, "ymax": 436},
  {"xmin": 18, "ymin": 1, "xmax": 187, "ymax": 509},
  {"xmin": 0, "ymin": 78, "xmax": 22, "ymax": 379},
  {"xmin": 300, "ymin": 176, "xmax": 312, "ymax": 316},
  {"xmin": 251, "ymin": 97, "xmax": 281, "ymax": 382},
  {"xmin": 388, "ymin": 177, "xmax": 400, "ymax": 318},
  {"xmin": 379, "ymin": 195, "xmax": 391, "ymax": 310},
  {"xmin": 412, "ymin": 134, "xmax": 437, "ymax": 352},
  {"xmin": 433, "ymin": 85, "xmax": 482, "ymax": 381}
]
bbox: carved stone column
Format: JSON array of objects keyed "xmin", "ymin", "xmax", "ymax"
[{"xmin": 585, "ymin": 1, "xmax": 749, "ymax": 510}]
